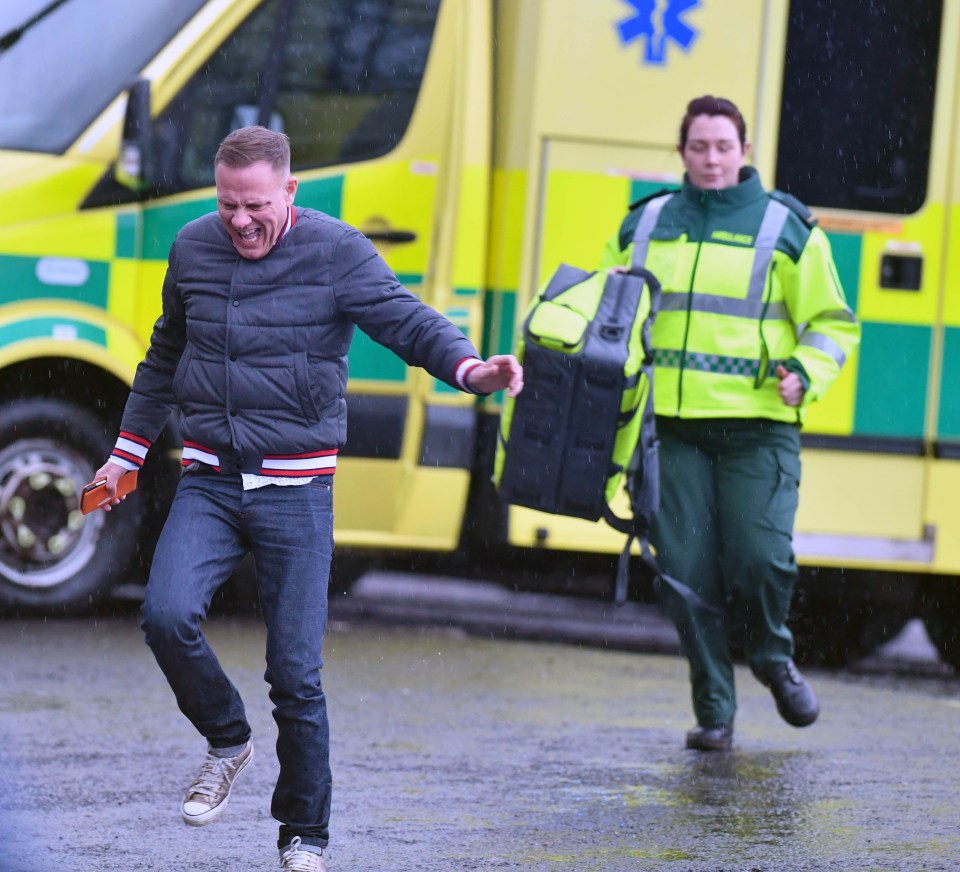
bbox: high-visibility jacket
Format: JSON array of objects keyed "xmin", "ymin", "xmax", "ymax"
[{"xmin": 600, "ymin": 168, "xmax": 860, "ymax": 423}]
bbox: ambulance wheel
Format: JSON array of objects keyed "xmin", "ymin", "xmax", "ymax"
[
  {"xmin": 920, "ymin": 577, "xmax": 960, "ymax": 672},
  {"xmin": 791, "ymin": 596, "xmax": 907, "ymax": 668},
  {"xmin": 0, "ymin": 399, "xmax": 141, "ymax": 613},
  {"xmin": 328, "ymin": 549, "xmax": 371, "ymax": 597}
]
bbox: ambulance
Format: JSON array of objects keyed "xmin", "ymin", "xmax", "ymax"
[{"xmin": 0, "ymin": 0, "xmax": 957, "ymax": 668}]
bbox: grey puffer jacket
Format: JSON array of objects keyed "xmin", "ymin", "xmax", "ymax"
[{"xmin": 111, "ymin": 207, "xmax": 482, "ymax": 476}]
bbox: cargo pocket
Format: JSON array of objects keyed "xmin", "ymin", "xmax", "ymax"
[
  {"xmin": 526, "ymin": 300, "xmax": 590, "ymax": 352},
  {"xmin": 765, "ymin": 446, "xmax": 801, "ymax": 534}
]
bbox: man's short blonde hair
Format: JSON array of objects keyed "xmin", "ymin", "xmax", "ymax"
[{"xmin": 215, "ymin": 126, "xmax": 290, "ymax": 174}]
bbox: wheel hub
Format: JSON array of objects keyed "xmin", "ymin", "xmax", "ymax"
[{"xmin": 0, "ymin": 440, "xmax": 101, "ymax": 588}]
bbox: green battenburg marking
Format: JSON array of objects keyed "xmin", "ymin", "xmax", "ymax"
[
  {"xmin": 629, "ymin": 178, "xmax": 677, "ymax": 204},
  {"xmin": 936, "ymin": 326, "xmax": 960, "ymax": 439},
  {"xmin": 115, "ymin": 213, "xmax": 139, "ymax": 259},
  {"xmin": 0, "ymin": 317, "xmax": 106, "ymax": 347},
  {"xmin": 0, "ymin": 255, "xmax": 109, "ymax": 308},
  {"xmin": 854, "ymin": 321, "xmax": 929, "ymax": 437},
  {"xmin": 348, "ymin": 328, "xmax": 408, "ymax": 382},
  {"xmin": 476, "ymin": 290, "xmax": 517, "ymax": 405},
  {"xmin": 825, "ymin": 231, "xmax": 861, "ymax": 312},
  {"xmin": 480, "ymin": 291, "xmax": 517, "ymax": 358},
  {"xmin": 296, "ymin": 175, "xmax": 344, "ymax": 218},
  {"xmin": 143, "ymin": 199, "xmax": 216, "ymax": 260}
]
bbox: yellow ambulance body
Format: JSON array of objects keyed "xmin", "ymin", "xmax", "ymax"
[{"xmin": 0, "ymin": 0, "xmax": 957, "ymax": 666}]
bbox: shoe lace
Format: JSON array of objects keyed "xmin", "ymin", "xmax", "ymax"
[
  {"xmin": 280, "ymin": 837, "xmax": 324, "ymax": 871},
  {"xmin": 186, "ymin": 755, "xmax": 234, "ymax": 802}
]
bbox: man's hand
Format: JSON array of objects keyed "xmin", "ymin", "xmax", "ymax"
[
  {"xmin": 465, "ymin": 354, "xmax": 523, "ymax": 397},
  {"xmin": 90, "ymin": 460, "xmax": 130, "ymax": 512},
  {"xmin": 776, "ymin": 364, "xmax": 805, "ymax": 408}
]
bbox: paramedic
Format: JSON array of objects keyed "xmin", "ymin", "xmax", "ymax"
[{"xmin": 600, "ymin": 95, "xmax": 860, "ymax": 751}]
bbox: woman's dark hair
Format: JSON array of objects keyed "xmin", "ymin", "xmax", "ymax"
[{"xmin": 679, "ymin": 95, "xmax": 747, "ymax": 149}]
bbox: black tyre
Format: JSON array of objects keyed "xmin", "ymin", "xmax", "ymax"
[
  {"xmin": 329, "ymin": 549, "xmax": 372, "ymax": 597},
  {"xmin": 790, "ymin": 569, "xmax": 914, "ymax": 668},
  {"xmin": 0, "ymin": 399, "xmax": 141, "ymax": 612},
  {"xmin": 791, "ymin": 597, "xmax": 909, "ymax": 668},
  {"xmin": 920, "ymin": 577, "xmax": 960, "ymax": 672}
]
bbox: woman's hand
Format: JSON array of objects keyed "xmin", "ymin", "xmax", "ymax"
[{"xmin": 776, "ymin": 365, "xmax": 805, "ymax": 407}]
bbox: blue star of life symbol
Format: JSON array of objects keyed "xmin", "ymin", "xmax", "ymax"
[{"xmin": 616, "ymin": 0, "xmax": 700, "ymax": 65}]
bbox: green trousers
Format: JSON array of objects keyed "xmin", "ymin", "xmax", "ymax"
[{"xmin": 650, "ymin": 417, "xmax": 801, "ymax": 728}]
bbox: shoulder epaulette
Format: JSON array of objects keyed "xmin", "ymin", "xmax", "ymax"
[
  {"xmin": 627, "ymin": 186, "xmax": 680, "ymax": 212},
  {"xmin": 770, "ymin": 190, "xmax": 817, "ymax": 227}
]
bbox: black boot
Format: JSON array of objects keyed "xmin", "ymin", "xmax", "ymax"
[
  {"xmin": 685, "ymin": 721, "xmax": 734, "ymax": 751},
  {"xmin": 758, "ymin": 660, "xmax": 819, "ymax": 727}
]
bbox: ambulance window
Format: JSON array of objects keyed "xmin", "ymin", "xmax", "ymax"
[
  {"xmin": 775, "ymin": 0, "xmax": 943, "ymax": 214},
  {"xmin": 150, "ymin": 0, "xmax": 440, "ymax": 194},
  {"xmin": 0, "ymin": 0, "xmax": 204, "ymax": 153}
]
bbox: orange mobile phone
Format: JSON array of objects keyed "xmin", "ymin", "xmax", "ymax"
[{"xmin": 80, "ymin": 470, "xmax": 139, "ymax": 515}]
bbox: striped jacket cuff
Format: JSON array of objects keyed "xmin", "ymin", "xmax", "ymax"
[
  {"xmin": 455, "ymin": 357, "xmax": 484, "ymax": 394},
  {"xmin": 110, "ymin": 431, "xmax": 151, "ymax": 471}
]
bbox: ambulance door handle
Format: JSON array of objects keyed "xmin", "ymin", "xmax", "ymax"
[{"xmin": 363, "ymin": 229, "xmax": 417, "ymax": 244}]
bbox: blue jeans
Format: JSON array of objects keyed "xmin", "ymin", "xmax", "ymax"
[{"xmin": 141, "ymin": 467, "xmax": 334, "ymax": 850}]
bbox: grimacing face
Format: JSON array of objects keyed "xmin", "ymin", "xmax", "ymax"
[
  {"xmin": 679, "ymin": 114, "xmax": 749, "ymax": 190},
  {"xmin": 215, "ymin": 160, "xmax": 298, "ymax": 260}
]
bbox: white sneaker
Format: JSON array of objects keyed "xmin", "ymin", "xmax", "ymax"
[
  {"xmin": 279, "ymin": 837, "xmax": 328, "ymax": 871},
  {"xmin": 181, "ymin": 739, "xmax": 253, "ymax": 826}
]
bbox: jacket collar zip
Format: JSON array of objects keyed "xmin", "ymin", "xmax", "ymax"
[
  {"xmin": 680, "ymin": 166, "xmax": 767, "ymax": 210},
  {"xmin": 270, "ymin": 207, "xmax": 295, "ymax": 252}
]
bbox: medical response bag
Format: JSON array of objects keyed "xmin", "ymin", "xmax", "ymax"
[{"xmin": 493, "ymin": 263, "xmax": 662, "ymax": 603}]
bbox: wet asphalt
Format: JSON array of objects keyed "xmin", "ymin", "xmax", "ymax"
[{"xmin": 1, "ymin": 573, "xmax": 958, "ymax": 871}]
